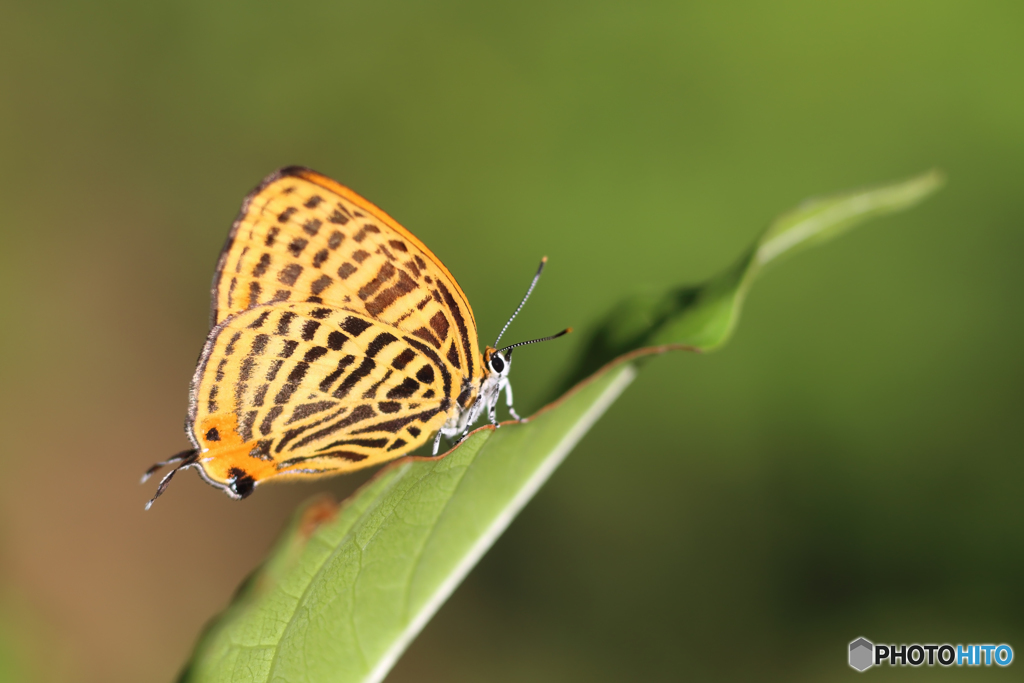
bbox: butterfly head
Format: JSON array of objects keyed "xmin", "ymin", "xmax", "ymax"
[
  {"xmin": 487, "ymin": 257, "xmax": 571, "ymax": 380},
  {"xmin": 483, "ymin": 346, "xmax": 511, "ymax": 380},
  {"xmin": 480, "ymin": 257, "xmax": 573, "ymax": 405},
  {"xmin": 486, "ymin": 328, "xmax": 573, "ymax": 379}
]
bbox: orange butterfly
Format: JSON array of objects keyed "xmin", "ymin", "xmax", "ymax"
[{"xmin": 143, "ymin": 167, "xmax": 568, "ymax": 507}]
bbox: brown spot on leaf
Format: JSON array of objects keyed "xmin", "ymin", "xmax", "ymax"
[{"xmin": 297, "ymin": 496, "xmax": 339, "ymax": 540}]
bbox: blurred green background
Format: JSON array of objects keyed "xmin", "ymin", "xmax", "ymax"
[{"xmin": 1, "ymin": 1, "xmax": 1021, "ymax": 681}]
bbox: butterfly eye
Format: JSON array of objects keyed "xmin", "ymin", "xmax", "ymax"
[{"xmin": 489, "ymin": 353, "xmax": 505, "ymax": 374}]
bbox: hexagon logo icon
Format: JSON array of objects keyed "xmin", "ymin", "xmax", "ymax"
[{"xmin": 849, "ymin": 637, "xmax": 874, "ymax": 671}]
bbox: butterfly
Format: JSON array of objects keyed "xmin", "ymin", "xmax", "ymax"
[{"xmin": 143, "ymin": 167, "xmax": 568, "ymax": 507}]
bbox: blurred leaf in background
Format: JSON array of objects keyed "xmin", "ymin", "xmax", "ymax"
[{"xmin": 0, "ymin": 2, "xmax": 1021, "ymax": 682}]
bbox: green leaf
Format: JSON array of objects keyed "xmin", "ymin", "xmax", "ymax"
[
  {"xmin": 180, "ymin": 363, "xmax": 638, "ymax": 683},
  {"xmin": 180, "ymin": 170, "xmax": 943, "ymax": 683},
  {"xmin": 564, "ymin": 169, "xmax": 945, "ymax": 386}
]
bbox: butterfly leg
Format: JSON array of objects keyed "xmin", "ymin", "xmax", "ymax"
[
  {"xmin": 503, "ymin": 379, "xmax": 521, "ymax": 421},
  {"xmin": 433, "ymin": 430, "xmax": 443, "ymax": 455},
  {"xmin": 487, "ymin": 386, "xmax": 502, "ymax": 427}
]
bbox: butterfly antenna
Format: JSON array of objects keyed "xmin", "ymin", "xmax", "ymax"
[
  {"xmin": 494, "ymin": 257, "xmax": 547, "ymax": 348},
  {"xmin": 499, "ymin": 328, "xmax": 572, "ymax": 357}
]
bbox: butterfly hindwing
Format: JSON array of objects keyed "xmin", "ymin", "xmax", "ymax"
[{"xmin": 189, "ymin": 303, "xmax": 454, "ymax": 486}]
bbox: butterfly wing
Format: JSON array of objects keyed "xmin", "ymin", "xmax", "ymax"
[
  {"xmin": 189, "ymin": 302, "xmax": 456, "ymax": 495},
  {"xmin": 211, "ymin": 167, "xmax": 481, "ymax": 390}
]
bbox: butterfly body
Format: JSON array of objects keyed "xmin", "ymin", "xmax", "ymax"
[{"xmin": 144, "ymin": 167, "xmax": 566, "ymax": 505}]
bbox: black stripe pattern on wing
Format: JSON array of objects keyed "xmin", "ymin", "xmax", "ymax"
[{"xmin": 195, "ymin": 303, "xmax": 460, "ymax": 469}]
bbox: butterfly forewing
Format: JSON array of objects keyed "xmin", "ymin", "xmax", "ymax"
[
  {"xmin": 191, "ymin": 303, "xmax": 455, "ymax": 486},
  {"xmin": 212, "ymin": 167, "xmax": 480, "ymax": 385}
]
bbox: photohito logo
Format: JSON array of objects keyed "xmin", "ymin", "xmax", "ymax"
[{"xmin": 849, "ymin": 637, "xmax": 1013, "ymax": 671}]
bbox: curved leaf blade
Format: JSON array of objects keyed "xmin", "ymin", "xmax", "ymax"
[
  {"xmin": 181, "ymin": 363, "xmax": 637, "ymax": 683},
  {"xmin": 565, "ymin": 169, "xmax": 944, "ymax": 385}
]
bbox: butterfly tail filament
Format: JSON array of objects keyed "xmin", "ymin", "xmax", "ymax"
[{"xmin": 142, "ymin": 449, "xmax": 199, "ymax": 510}]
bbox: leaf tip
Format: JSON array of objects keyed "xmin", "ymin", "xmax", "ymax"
[{"xmin": 912, "ymin": 167, "xmax": 947, "ymax": 196}]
